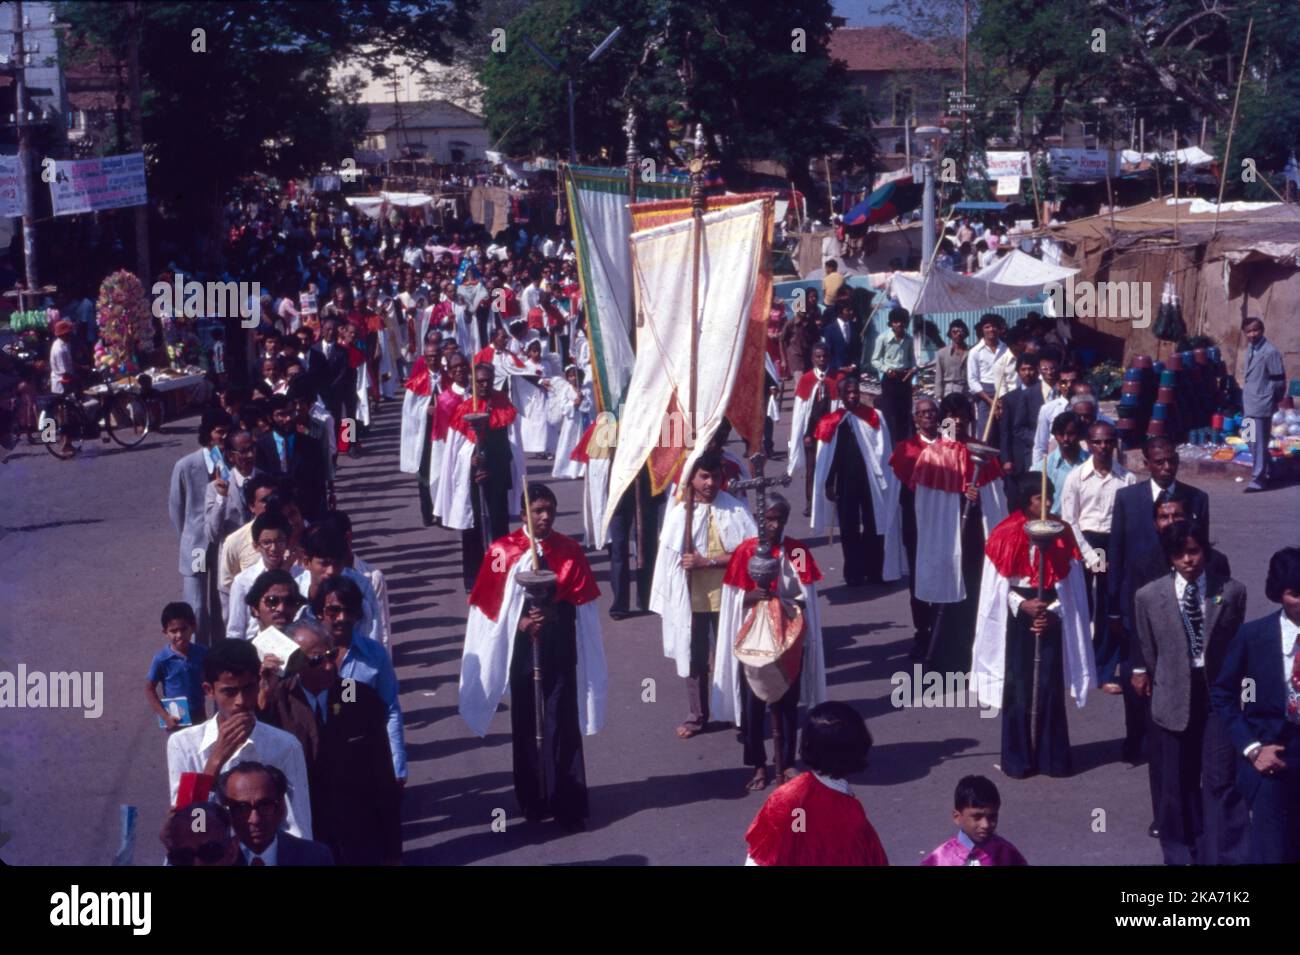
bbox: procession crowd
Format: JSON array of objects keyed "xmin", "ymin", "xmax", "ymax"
[{"xmin": 146, "ymin": 180, "xmax": 1296, "ymax": 867}]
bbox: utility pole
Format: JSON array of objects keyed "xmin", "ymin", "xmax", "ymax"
[
  {"xmin": 13, "ymin": 0, "xmax": 37, "ymax": 289},
  {"xmin": 126, "ymin": 0, "xmax": 149, "ymax": 283}
]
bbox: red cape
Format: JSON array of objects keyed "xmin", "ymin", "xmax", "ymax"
[
  {"xmin": 448, "ymin": 391, "xmax": 517, "ymax": 440},
  {"xmin": 474, "ymin": 345, "xmax": 525, "ymax": 370},
  {"xmin": 723, "ymin": 536, "xmax": 823, "ymax": 589},
  {"xmin": 812, "ymin": 404, "xmax": 879, "ymax": 443},
  {"xmin": 744, "ymin": 773, "xmax": 888, "ymax": 867},
  {"xmin": 794, "ymin": 369, "xmax": 842, "ymax": 401},
  {"xmin": 468, "ymin": 528, "xmax": 600, "ymax": 621},
  {"xmin": 571, "ymin": 419, "xmax": 600, "ymax": 464},
  {"xmin": 911, "ymin": 437, "xmax": 1002, "ymax": 493},
  {"xmin": 984, "ymin": 509, "xmax": 1082, "ymax": 590},
  {"xmin": 404, "ymin": 357, "xmax": 433, "ymax": 397},
  {"xmin": 888, "ymin": 434, "xmax": 933, "ymax": 490}
]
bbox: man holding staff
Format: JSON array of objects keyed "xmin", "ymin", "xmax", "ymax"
[
  {"xmin": 974, "ymin": 474, "xmax": 1093, "ymax": 778},
  {"xmin": 459, "ymin": 483, "xmax": 606, "ymax": 830}
]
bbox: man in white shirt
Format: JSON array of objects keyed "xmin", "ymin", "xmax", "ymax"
[
  {"xmin": 1059, "ymin": 421, "xmax": 1136, "ymax": 693},
  {"xmin": 1031, "ymin": 365, "xmax": 1083, "ymax": 467},
  {"xmin": 49, "ymin": 320, "xmax": 79, "ymax": 395},
  {"xmin": 166, "ymin": 639, "xmax": 313, "ymax": 838},
  {"xmin": 965, "ymin": 314, "xmax": 1006, "ymax": 439}
]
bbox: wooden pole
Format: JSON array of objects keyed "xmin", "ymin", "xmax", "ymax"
[
  {"xmin": 684, "ymin": 126, "xmax": 708, "ymax": 557},
  {"xmin": 1213, "ymin": 17, "xmax": 1253, "ymax": 239},
  {"xmin": 1173, "ymin": 129, "xmax": 1180, "ymax": 244},
  {"xmin": 625, "ymin": 109, "xmax": 648, "ymax": 574}
]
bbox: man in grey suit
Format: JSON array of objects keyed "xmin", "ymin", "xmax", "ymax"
[
  {"xmin": 1240, "ymin": 316, "xmax": 1286, "ymax": 492},
  {"xmin": 1134, "ymin": 520, "xmax": 1249, "ymax": 865},
  {"xmin": 218, "ymin": 762, "xmax": 335, "ymax": 866},
  {"xmin": 169, "ymin": 409, "xmax": 233, "ymax": 645}
]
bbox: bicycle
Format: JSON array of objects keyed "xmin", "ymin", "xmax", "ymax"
[{"xmin": 35, "ymin": 372, "xmax": 166, "ymax": 459}]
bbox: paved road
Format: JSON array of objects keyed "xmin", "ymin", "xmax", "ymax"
[{"xmin": 1, "ymin": 395, "xmax": 1296, "ymax": 866}]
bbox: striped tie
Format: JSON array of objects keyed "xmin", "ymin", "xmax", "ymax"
[{"xmin": 1182, "ymin": 579, "xmax": 1204, "ymax": 660}]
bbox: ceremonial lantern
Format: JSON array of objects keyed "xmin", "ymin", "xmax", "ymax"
[{"xmin": 1024, "ymin": 477, "xmax": 1065, "ymax": 767}]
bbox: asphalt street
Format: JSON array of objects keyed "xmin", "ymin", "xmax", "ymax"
[{"xmin": 1, "ymin": 391, "xmax": 1296, "ymax": 866}]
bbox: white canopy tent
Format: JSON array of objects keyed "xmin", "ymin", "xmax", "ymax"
[{"xmin": 889, "ymin": 250, "xmax": 1079, "ymax": 314}]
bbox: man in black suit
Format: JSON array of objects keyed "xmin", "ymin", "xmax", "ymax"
[
  {"xmin": 1134, "ymin": 520, "xmax": 1248, "ymax": 865},
  {"xmin": 258, "ymin": 620, "xmax": 402, "ymax": 865},
  {"xmin": 256, "ymin": 394, "xmax": 329, "ymax": 522},
  {"xmin": 318, "ymin": 317, "xmax": 354, "ymax": 437},
  {"xmin": 999, "ymin": 353, "xmax": 1042, "ymax": 477},
  {"xmin": 821, "ymin": 300, "xmax": 860, "ymax": 374},
  {"xmin": 293, "ymin": 325, "xmax": 327, "ymax": 399},
  {"xmin": 1211, "ymin": 547, "xmax": 1300, "ymax": 864},
  {"xmin": 1110, "ymin": 437, "xmax": 1212, "ymax": 769},
  {"xmin": 217, "ymin": 762, "xmax": 335, "ymax": 866}
]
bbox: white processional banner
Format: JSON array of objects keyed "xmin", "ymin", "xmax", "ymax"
[{"xmin": 601, "ymin": 199, "xmax": 767, "ymax": 542}]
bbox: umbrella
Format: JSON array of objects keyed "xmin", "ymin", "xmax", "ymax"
[{"xmin": 843, "ymin": 175, "xmax": 923, "ymax": 227}]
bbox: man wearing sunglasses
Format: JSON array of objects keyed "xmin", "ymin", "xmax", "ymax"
[
  {"xmin": 162, "ymin": 801, "xmax": 239, "ymax": 867},
  {"xmin": 257, "ymin": 620, "xmax": 401, "ymax": 865},
  {"xmin": 216, "ymin": 762, "xmax": 334, "ymax": 866},
  {"xmin": 226, "ymin": 511, "xmax": 302, "ymax": 640}
]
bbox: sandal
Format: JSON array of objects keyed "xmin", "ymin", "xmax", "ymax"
[{"xmin": 676, "ymin": 721, "xmax": 704, "ymax": 740}]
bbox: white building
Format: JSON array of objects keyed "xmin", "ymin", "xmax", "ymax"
[{"xmin": 359, "ymin": 100, "xmax": 489, "ymax": 164}]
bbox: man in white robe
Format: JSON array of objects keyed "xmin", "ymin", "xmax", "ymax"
[
  {"xmin": 434, "ymin": 361, "xmax": 526, "ymax": 591},
  {"xmin": 809, "ymin": 376, "xmax": 905, "ymax": 584},
  {"xmin": 912, "ymin": 393, "xmax": 1010, "ymax": 671},
  {"xmin": 650, "ymin": 451, "xmax": 757, "ymax": 739},
  {"xmin": 713, "ymin": 494, "xmax": 827, "ymax": 791},
  {"xmin": 973, "ymin": 473, "xmax": 1092, "ymax": 778},
  {"xmin": 399, "ymin": 337, "xmax": 439, "ymax": 522},
  {"xmin": 459, "ymin": 483, "xmax": 606, "ymax": 828},
  {"xmin": 515, "ymin": 340, "xmax": 557, "ymax": 456}
]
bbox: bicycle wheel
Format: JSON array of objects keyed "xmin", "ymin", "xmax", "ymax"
[
  {"xmin": 39, "ymin": 399, "xmax": 86, "ymax": 459},
  {"xmin": 106, "ymin": 391, "xmax": 150, "ymax": 447}
]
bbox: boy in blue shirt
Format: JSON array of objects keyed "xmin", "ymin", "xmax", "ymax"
[{"xmin": 146, "ymin": 602, "xmax": 209, "ymax": 729}]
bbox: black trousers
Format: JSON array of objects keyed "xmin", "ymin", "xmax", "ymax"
[
  {"xmin": 508, "ymin": 601, "xmax": 588, "ymax": 823},
  {"xmin": 686, "ymin": 611, "xmax": 718, "ymax": 726},
  {"xmin": 1149, "ymin": 675, "xmax": 1250, "ymax": 865},
  {"xmin": 899, "ymin": 486, "xmax": 931, "ymax": 647},
  {"xmin": 1001, "ymin": 593, "xmax": 1072, "ymax": 778},
  {"xmin": 608, "ymin": 475, "xmax": 661, "ymax": 613},
  {"xmin": 835, "ymin": 473, "xmax": 883, "ymax": 585},
  {"xmin": 416, "ymin": 425, "xmax": 434, "ymax": 524},
  {"xmin": 739, "ymin": 669, "xmax": 800, "ymax": 768},
  {"xmin": 1082, "ymin": 530, "xmax": 1119, "ymax": 683},
  {"xmin": 460, "ymin": 474, "xmax": 511, "ymax": 591},
  {"xmin": 879, "ymin": 374, "xmax": 913, "ymax": 442},
  {"xmin": 928, "ymin": 503, "xmax": 984, "ymax": 674}
]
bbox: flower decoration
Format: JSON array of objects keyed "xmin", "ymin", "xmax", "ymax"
[{"xmin": 94, "ymin": 270, "xmax": 152, "ymax": 375}]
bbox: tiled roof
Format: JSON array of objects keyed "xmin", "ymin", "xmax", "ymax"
[
  {"xmin": 829, "ymin": 26, "xmax": 960, "ymax": 73},
  {"xmin": 364, "ymin": 99, "xmax": 484, "ymax": 132}
]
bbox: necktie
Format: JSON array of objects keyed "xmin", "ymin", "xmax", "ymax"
[
  {"xmin": 1182, "ymin": 579, "xmax": 1204, "ymax": 661},
  {"xmin": 1287, "ymin": 636, "xmax": 1300, "ymax": 725},
  {"xmin": 250, "ymin": 856, "xmax": 265, "ymax": 866}
]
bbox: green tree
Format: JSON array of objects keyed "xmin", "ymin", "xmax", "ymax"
[
  {"xmin": 480, "ymin": 0, "xmax": 849, "ymax": 203},
  {"xmin": 59, "ymin": 1, "xmax": 477, "ymax": 249}
]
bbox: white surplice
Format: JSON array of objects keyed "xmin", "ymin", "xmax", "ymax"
[
  {"xmin": 649, "ymin": 491, "xmax": 757, "ymax": 677},
  {"xmin": 398, "ymin": 388, "xmax": 432, "ymax": 474},
  {"xmin": 914, "ymin": 480, "xmax": 1009, "ymax": 604},
  {"xmin": 972, "ymin": 557, "xmax": 1093, "ymax": 709},
  {"xmin": 808, "ymin": 411, "xmax": 906, "ymax": 581},
  {"xmin": 547, "ymin": 378, "xmax": 592, "ymax": 480},
  {"xmin": 459, "ymin": 551, "xmax": 608, "ymax": 737},
  {"xmin": 432, "ymin": 421, "xmax": 526, "ymax": 530},
  {"xmin": 712, "ymin": 551, "xmax": 827, "ymax": 726}
]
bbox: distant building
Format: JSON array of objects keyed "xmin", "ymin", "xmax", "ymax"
[
  {"xmin": 829, "ymin": 26, "xmax": 963, "ymax": 149},
  {"xmin": 359, "ymin": 100, "xmax": 489, "ymax": 164}
]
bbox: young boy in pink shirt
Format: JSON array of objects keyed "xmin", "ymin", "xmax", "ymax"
[{"xmin": 922, "ymin": 775, "xmax": 1028, "ymax": 866}]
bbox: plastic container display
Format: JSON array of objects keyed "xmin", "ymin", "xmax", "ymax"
[
  {"xmin": 1151, "ymin": 403, "xmax": 1169, "ymax": 421},
  {"xmin": 1165, "ymin": 353, "xmax": 1184, "ymax": 371},
  {"xmin": 1157, "ymin": 386, "xmax": 1176, "ymax": 404},
  {"xmin": 1131, "ymin": 355, "xmax": 1153, "ymax": 370},
  {"xmin": 1147, "ymin": 419, "xmax": 1166, "ymax": 436},
  {"xmin": 1160, "ymin": 370, "xmax": 1178, "ymax": 386}
]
